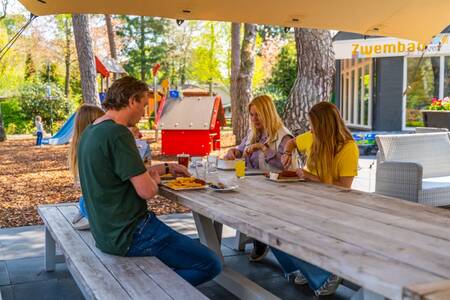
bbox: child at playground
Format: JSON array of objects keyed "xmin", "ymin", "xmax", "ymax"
[
  {"xmin": 69, "ymin": 104, "xmax": 105, "ymax": 230},
  {"xmin": 35, "ymin": 115, "xmax": 44, "ymax": 146},
  {"xmin": 129, "ymin": 126, "xmax": 152, "ymax": 163}
]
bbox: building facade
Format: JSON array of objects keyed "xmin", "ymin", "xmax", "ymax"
[{"xmin": 333, "ymin": 27, "xmax": 450, "ymax": 131}]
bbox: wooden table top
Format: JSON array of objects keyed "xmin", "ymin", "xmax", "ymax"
[{"xmin": 159, "ymin": 171, "xmax": 450, "ymax": 300}]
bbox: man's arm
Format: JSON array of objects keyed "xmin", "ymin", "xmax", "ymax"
[{"xmin": 130, "ymin": 171, "xmax": 159, "ymax": 200}]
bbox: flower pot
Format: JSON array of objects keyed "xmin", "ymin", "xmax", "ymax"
[{"xmin": 421, "ymin": 110, "xmax": 450, "ymax": 130}]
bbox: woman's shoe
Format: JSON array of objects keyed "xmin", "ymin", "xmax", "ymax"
[
  {"xmin": 314, "ymin": 274, "xmax": 341, "ymax": 296},
  {"xmin": 249, "ymin": 240, "xmax": 269, "ymax": 261},
  {"xmin": 293, "ymin": 272, "xmax": 308, "ymax": 285}
]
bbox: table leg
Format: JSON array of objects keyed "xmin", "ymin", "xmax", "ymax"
[
  {"xmin": 192, "ymin": 212, "xmax": 280, "ymax": 300},
  {"xmin": 45, "ymin": 227, "xmax": 56, "ymax": 272},
  {"xmin": 233, "ymin": 231, "xmax": 250, "ymax": 251}
]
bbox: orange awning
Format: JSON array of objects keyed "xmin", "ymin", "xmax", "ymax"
[{"xmin": 18, "ymin": 0, "xmax": 450, "ymax": 43}]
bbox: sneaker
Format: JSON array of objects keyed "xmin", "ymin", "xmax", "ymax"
[
  {"xmin": 248, "ymin": 242, "xmax": 269, "ymax": 262},
  {"xmin": 294, "ymin": 272, "xmax": 308, "ymax": 285},
  {"xmin": 314, "ymin": 275, "xmax": 342, "ymax": 296},
  {"xmin": 71, "ymin": 212, "xmax": 83, "ymax": 224},
  {"xmin": 72, "ymin": 217, "xmax": 90, "ymax": 230}
]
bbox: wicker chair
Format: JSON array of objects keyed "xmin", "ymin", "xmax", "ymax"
[
  {"xmin": 415, "ymin": 127, "xmax": 449, "ymax": 133},
  {"xmin": 375, "ymin": 133, "xmax": 450, "ymax": 206}
]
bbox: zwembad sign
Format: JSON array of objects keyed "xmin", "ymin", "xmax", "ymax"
[{"xmin": 333, "ymin": 34, "xmax": 450, "ymax": 59}]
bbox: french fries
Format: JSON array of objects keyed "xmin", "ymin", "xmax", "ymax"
[{"xmin": 165, "ymin": 177, "xmax": 206, "ymax": 189}]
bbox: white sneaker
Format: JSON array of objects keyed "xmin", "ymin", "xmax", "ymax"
[
  {"xmin": 71, "ymin": 212, "xmax": 83, "ymax": 224},
  {"xmin": 72, "ymin": 217, "xmax": 90, "ymax": 230},
  {"xmin": 294, "ymin": 272, "xmax": 308, "ymax": 285}
]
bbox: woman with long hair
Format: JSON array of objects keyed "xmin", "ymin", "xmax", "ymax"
[
  {"xmin": 224, "ymin": 95, "xmax": 297, "ymax": 261},
  {"xmin": 69, "ymin": 104, "xmax": 105, "ymax": 229},
  {"xmin": 274, "ymin": 101, "xmax": 359, "ymax": 296}
]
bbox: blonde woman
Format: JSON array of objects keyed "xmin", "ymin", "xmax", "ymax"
[
  {"xmin": 69, "ymin": 104, "xmax": 105, "ymax": 230},
  {"xmin": 272, "ymin": 101, "xmax": 359, "ymax": 296},
  {"xmin": 224, "ymin": 95, "xmax": 296, "ymax": 261}
]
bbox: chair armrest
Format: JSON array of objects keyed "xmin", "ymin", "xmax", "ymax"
[{"xmin": 375, "ymin": 161, "xmax": 423, "ymax": 202}]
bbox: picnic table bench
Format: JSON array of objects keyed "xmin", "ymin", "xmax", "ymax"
[
  {"xmin": 159, "ymin": 170, "xmax": 450, "ymax": 300},
  {"xmin": 38, "ymin": 203, "xmax": 207, "ymax": 300}
]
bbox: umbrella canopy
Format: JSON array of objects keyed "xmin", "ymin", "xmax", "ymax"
[{"xmin": 18, "ymin": 0, "xmax": 450, "ymax": 43}]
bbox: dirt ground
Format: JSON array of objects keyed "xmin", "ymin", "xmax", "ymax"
[{"xmin": 0, "ymin": 137, "xmax": 192, "ymax": 228}]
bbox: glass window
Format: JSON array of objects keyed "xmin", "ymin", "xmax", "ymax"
[
  {"xmin": 405, "ymin": 57, "xmax": 440, "ymax": 127},
  {"xmin": 445, "ymin": 56, "xmax": 450, "ymax": 97},
  {"xmin": 339, "ymin": 58, "xmax": 372, "ymax": 128}
]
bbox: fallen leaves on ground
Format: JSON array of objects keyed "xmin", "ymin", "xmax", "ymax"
[{"xmin": 0, "ymin": 138, "xmax": 189, "ymax": 228}]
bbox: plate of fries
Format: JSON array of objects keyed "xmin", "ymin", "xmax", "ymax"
[{"xmin": 163, "ymin": 177, "xmax": 207, "ymax": 190}]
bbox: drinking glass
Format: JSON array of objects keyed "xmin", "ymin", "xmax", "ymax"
[
  {"xmin": 235, "ymin": 159, "xmax": 245, "ymax": 178},
  {"xmin": 207, "ymin": 155, "xmax": 218, "ymax": 173},
  {"xmin": 195, "ymin": 160, "xmax": 208, "ymax": 180}
]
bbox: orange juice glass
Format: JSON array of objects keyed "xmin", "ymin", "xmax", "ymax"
[{"xmin": 235, "ymin": 159, "xmax": 245, "ymax": 178}]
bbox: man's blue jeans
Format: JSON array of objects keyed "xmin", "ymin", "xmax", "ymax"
[
  {"xmin": 271, "ymin": 247, "xmax": 331, "ymax": 290},
  {"xmin": 127, "ymin": 213, "xmax": 222, "ymax": 286}
]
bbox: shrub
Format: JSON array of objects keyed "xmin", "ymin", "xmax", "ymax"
[{"xmin": 18, "ymin": 82, "xmax": 72, "ymax": 132}]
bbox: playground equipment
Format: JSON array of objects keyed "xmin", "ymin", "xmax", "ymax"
[
  {"xmin": 157, "ymin": 92, "xmax": 226, "ymax": 156},
  {"xmin": 42, "ymin": 56, "xmax": 125, "ymax": 145},
  {"xmin": 42, "ymin": 112, "xmax": 76, "ymax": 145}
]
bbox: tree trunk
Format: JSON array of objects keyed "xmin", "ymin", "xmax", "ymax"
[
  {"xmin": 105, "ymin": 14, "xmax": 117, "ymax": 59},
  {"xmin": 283, "ymin": 28, "xmax": 335, "ymax": 135},
  {"xmin": 64, "ymin": 17, "xmax": 71, "ymax": 97},
  {"xmin": 105, "ymin": 14, "xmax": 118, "ymax": 81},
  {"xmin": 72, "ymin": 14, "xmax": 98, "ymax": 105},
  {"xmin": 230, "ymin": 23, "xmax": 241, "ymax": 139},
  {"xmin": 140, "ymin": 16, "xmax": 145, "ymax": 81},
  {"xmin": 235, "ymin": 24, "xmax": 256, "ymax": 144},
  {"xmin": 0, "ymin": 108, "xmax": 6, "ymax": 142}
]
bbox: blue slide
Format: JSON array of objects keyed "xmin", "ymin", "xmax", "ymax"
[{"xmin": 42, "ymin": 112, "xmax": 76, "ymax": 145}]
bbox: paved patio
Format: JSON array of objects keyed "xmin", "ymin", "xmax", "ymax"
[{"xmin": 0, "ymin": 157, "xmax": 376, "ymax": 300}]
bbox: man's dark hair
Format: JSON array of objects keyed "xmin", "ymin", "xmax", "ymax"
[{"xmin": 102, "ymin": 76, "xmax": 149, "ymax": 110}]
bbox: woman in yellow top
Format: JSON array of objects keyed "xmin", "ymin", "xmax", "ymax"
[{"xmin": 273, "ymin": 101, "xmax": 359, "ymax": 296}]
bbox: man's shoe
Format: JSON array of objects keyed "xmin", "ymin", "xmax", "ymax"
[
  {"xmin": 72, "ymin": 217, "xmax": 90, "ymax": 230},
  {"xmin": 314, "ymin": 274, "xmax": 342, "ymax": 296},
  {"xmin": 248, "ymin": 241, "xmax": 269, "ymax": 262}
]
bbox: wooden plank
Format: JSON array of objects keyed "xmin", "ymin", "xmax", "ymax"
[
  {"xmin": 135, "ymin": 257, "xmax": 209, "ymax": 300},
  {"xmin": 283, "ymin": 180, "xmax": 450, "ymax": 227},
  {"xmin": 159, "ymin": 187, "xmax": 444, "ymax": 300},
  {"xmin": 38, "ymin": 205, "xmax": 131, "ymax": 300},
  {"xmin": 404, "ymin": 280, "xmax": 450, "ymax": 300},
  {"xmin": 227, "ymin": 180, "xmax": 450, "ymax": 277},
  {"xmin": 57, "ymin": 205, "xmax": 207, "ymax": 300}
]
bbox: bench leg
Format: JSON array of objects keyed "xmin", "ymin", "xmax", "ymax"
[
  {"xmin": 45, "ymin": 227, "xmax": 56, "ymax": 272},
  {"xmin": 233, "ymin": 231, "xmax": 250, "ymax": 251},
  {"xmin": 351, "ymin": 288, "xmax": 385, "ymax": 300}
]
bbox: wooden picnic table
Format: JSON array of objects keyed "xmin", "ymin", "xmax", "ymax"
[{"xmin": 159, "ymin": 170, "xmax": 450, "ymax": 300}]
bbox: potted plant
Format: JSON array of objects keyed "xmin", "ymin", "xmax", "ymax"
[{"xmin": 421, "ymin": 97, "xmax": 450, "ymax": 130}]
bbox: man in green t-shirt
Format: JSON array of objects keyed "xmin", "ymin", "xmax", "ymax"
[{"xmin": 78, "ymin": 76, "xmax": 221, "ymax": 286}]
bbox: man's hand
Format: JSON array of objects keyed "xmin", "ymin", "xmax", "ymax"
[
  {"xmin": 169, "ymin": 163, "xmax": 190, "ymax": 177},
  {"xmin": 224, "ymin": 148, "xmax": 241, "ymax": 160}
]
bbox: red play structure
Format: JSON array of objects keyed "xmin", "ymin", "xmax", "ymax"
[{"xmin": 156, "ymin": 92, "xmax": 226, "ymax": 156}]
